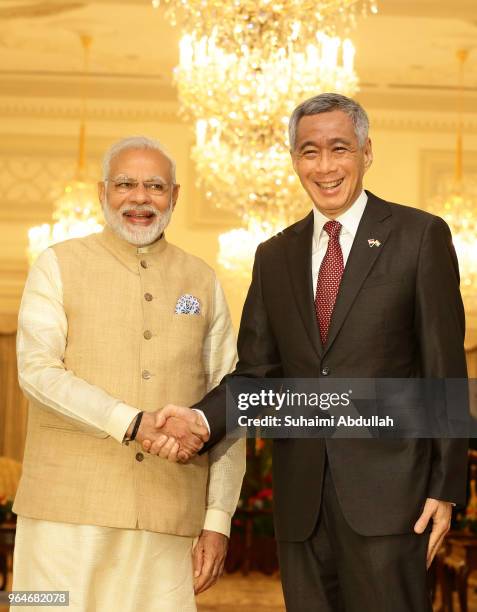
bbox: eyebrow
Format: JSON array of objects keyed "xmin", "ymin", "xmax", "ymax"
[
  {"xmin": 329, "ymin": 138, "xmax": 353, "ymax": 146},
  {"xmin": 297, "ymin": 137, "xmax": 352, "ymax": 151},
  {"xmin": 296, "ymin": 141, "xmax": 318, "ymax": 152},
  {"xmin": 111, "ymin": 174, "xmax": 168, "ymax": 182}
]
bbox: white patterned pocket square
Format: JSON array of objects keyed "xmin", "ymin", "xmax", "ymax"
[{"xmin": 175, "ymin": 294, "xmax": 201, "ymax": 315}]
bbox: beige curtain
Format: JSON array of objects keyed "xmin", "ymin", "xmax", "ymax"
[{"xmin": 0, "ymin": 328, "xmax": 28, "ymax": 462}]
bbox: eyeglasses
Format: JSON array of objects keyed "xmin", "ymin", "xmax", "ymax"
[{"xmin": 105, "ymin": 178, "xmax": 173, "ymax": 196}]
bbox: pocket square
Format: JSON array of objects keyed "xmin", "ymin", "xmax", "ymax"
[{"xmin": 175, "ymin": 294, "xmax": 201, "ymax": 315}]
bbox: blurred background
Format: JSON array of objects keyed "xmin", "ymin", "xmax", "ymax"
[{"xmin": 0, "ymin": 1, "xmax": 476, "ymax": 610}]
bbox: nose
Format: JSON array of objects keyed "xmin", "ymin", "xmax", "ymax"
[
  {"xmin": 316, "ymin": 151, "xmax": 336, "ymax": 174},
  {"xmin": 130, "ymin": 182, "xmax": 151, "ymax": 204}
]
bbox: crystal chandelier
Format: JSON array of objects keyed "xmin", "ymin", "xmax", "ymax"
[
  {"xmin": 427, "ymin": 50, "xmax": 477, "ymax": 311},
  {"xmin": 28, "ymin": 182, "xmax": 103, "ymax": 265},
  {"xmin": 155, "ymin": 0, "xmax": 377, "ymax": 53},
  {"xmin": 218, "ymin": 212, "xmax": 287, "ymax": 276},
  {"xmin": 184, "ymin": 31, "xmax": 358, "ymax": 224},
  {"xmin": 27, "ymin": 35, "xmax": 103, "ymax": 265},
  {"xmin": 177, "ymin": 32, "xmax": 357, "ymax": 136},
  {"xmin": 154, "ymin": 0, "xmax": 376, "ymax": 275},
  {"xmin": 192, "ymin": 124, "xmax": 308, "ymax": 218},
  {"xmin": 189, "ymin": 32, "xmax": 360, "ymax": 273}
]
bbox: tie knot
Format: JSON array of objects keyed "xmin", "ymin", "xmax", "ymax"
[{"xmin": 323, "ymin": 220, "xmax": 342, "ymax": 239}]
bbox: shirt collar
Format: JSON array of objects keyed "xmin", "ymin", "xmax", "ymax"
[{"xmin": 312, "ymin": 190, "xmax": 368, "ymax": 250}]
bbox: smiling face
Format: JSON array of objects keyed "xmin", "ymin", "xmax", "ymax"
[
  {"xmin": 98, "ymin": 147, "xmax": 180, "ymax": 246},
  {"xmin": 291, "ymin": 110, "xmax": 373, "ymax": 219}
]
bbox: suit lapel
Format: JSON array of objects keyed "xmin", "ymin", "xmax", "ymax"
[
  {"xmin": 323, "ymin": 192, "xmax": 392, "ymax": 356},
  {"xmin": 284, "ymin": 212, "xmax": 323, "ymax": 359}
]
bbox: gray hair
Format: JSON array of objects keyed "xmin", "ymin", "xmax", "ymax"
[
  {"xmin": 102, "ymin": 136, "xmax": 177, "ymax": 183},
  {"xmin": 288, "ymin": 93, "xmax": 369, "ymax": 150}
]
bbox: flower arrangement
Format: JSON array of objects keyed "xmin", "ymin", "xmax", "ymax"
[
  {"xmin": 227, "ymin": 438, "xmax": 278, "ymax": 573},
  {"xmin": 233, "ymin": 438, "xmax": 275, "ymax": 537}
]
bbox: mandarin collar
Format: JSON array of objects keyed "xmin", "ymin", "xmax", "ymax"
[{"xmin": 97, "ymin": 225, "xmax": 168, "ymax": 271}]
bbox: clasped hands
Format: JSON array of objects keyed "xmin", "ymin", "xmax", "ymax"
[{"xmin": 134, "ymin": 406, "xmax": 208, "ymax": 462}]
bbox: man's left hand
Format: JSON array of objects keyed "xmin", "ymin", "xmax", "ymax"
[
  {"xmin": 414, "ymin": 497, "xmax": 452, "ymax": 568},
  {"xmin": 192, "ymin": 529, "xmax": 228, "ymax": 594}
]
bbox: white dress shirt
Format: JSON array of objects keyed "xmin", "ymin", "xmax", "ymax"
[{"xmin": 311, "ymin": 190, "xmax": 368, "ymax": 293}]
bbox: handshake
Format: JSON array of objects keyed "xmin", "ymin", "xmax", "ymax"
[{"xmin": 130, "ymin": 405, "xmax": 210, "ymax": 462}]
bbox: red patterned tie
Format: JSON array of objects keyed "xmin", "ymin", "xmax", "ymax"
[{"xmin": 315, "ymin": 220, "xmax": 344, "ymax": 344}]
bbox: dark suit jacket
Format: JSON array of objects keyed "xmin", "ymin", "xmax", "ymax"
[{"xmin": 195, "ymin": 191, "xmax": 468, "ymax": 541}]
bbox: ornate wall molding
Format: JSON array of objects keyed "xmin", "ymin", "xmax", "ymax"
[
  {"xmin": 419, "ymin": 149, "xmax": 477, "ymax": 210},
  {"xmin": 0, "ymin": 98, "xmax": 179, "ymax": 123},
  {"xmin": 3, "ymin": 97, "xmax": 477, "ymax": 132},
  {"xmin": 370, "ymin": 110, "xmax": 477, "ymax": 134},
  {"xmin": 0, "ymin": 142, "xmax": 101, "ymax": 224}
]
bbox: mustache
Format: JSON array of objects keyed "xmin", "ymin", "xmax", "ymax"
[{"xmin": 119, "ymin": 204, "xmax": 158, "ymax": 216}]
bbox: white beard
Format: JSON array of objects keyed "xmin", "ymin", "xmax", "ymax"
[{"xmin": 102, "ymin": 197, "xmax": 173, "ymax": 246}]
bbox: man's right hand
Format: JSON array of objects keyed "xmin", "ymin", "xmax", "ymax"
[
  {"xmin": 125, "ymin": 411, "xmax": 206, "ymax": 462},
  {"xmin": 144, "ymin": 405, "xmax": 209, "ymax": 462},
  {"xmin": 130, "ymin": 408, "xmax": 209, "ymax": 462}
]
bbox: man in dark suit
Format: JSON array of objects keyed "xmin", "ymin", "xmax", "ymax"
[{"xmin": 151, "ymin": 93, "xmax": 468, "ymax": 611}]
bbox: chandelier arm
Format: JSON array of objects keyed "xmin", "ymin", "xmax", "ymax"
[
  {"xmin": 454, "ymin": 50, "xmax": 468, "ymax": 185},
  {"xmin": 77, "ymin": 34, "xmax": 92, "ymax": 180}
]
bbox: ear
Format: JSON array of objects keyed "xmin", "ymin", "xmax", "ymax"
[
  {"xmin": 363, "ymin": 138, "xmax": 373, "ymax": 172},
  {"xmin": 98, "ymin": 181, "xmax": 106, "ymax": 205},
  {"xmin": 171, "ymin": 183, "xmax": 180, "ymax": 209}
]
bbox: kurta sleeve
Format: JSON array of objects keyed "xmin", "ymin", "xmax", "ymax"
[
  {"xmin": 201, "ymin": 278, "xmax": 246, "ymax": 536},
  {"xmin": 17, "ymin": 248, "xmax": 140, "ymax": 443}
]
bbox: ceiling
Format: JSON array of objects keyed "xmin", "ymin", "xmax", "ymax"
[{"xmin": 0, "ymin": 0, "xmax": 476, "ymax": 112}]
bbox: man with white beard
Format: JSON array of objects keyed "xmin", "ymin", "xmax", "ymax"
[{"xmin": 12, "ymin": 136, "xmax": 245, "ymax": 612}]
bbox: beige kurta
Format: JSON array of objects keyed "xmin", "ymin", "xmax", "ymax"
[
  {"xmin": 12, "ymin": 227, "xmax": 245, "ymax": 611},
  {"xmin": 13, "ymin": 516, "xmax": 198, "ymax": 612}
]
